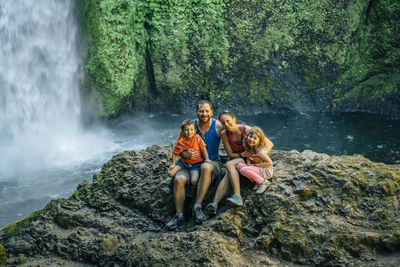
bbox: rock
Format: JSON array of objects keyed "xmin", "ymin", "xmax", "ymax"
[{"xmin": 1, "ymin": 145, "xmax": 400, "ymax": 266}]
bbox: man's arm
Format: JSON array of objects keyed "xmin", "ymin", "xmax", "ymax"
[{"xmin": 215, "ymin": 119, "xmax": 223, "ymax": 137}]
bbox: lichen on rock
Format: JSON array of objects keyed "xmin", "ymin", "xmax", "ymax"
[{"xmin": 1, "ymin": 145, "xmax": 400, "ymax": 266}]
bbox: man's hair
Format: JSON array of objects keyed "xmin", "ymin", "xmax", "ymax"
[
  {"xmin": 181, "ymin": 119, "xmax": 195, "ymax": 131},
  {"xmin": 196, "ymin": 100, "xmax": 213, "ymax": 111}
]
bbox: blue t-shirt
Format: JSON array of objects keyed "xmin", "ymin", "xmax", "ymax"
[{"xmin": 194, "ymin": 118, "xmax": 220, "ymax": 161}]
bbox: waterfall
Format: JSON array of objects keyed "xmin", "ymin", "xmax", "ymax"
[{"xmin": 0, "ymin": 0, "xmax": 88, "ymax": 172}]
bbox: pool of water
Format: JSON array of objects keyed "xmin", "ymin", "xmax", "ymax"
[{"xmin": 0, "ymin": 111, "xmax": 399, "ymax": 228}]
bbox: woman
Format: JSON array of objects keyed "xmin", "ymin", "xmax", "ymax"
[{"xmin": 205, "ymin": 111, "xmax": 246, "ymax": 214}]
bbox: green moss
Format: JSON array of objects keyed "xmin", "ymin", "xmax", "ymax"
[
  {"xmin": 0, "ymin": 208, "xmax": 45, "ymax": 236},
  {"xmin": 79, "ymin": 0, "xmax": 399, "ymax": 116},
  {"xmin": 0, "ymin": 244, "xmax": 6, "ymax": 266}
]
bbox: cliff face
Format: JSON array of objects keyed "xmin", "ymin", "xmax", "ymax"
[
  {"xmin": 1, "ymin": 145, "xmax": 400, "ymax": 266},
  {"xmin": 78, "ymin": 0, "xmax": 400, "ymax": 117}
]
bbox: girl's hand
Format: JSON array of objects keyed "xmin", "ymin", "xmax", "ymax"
[
  {"xmin": 241, "ymin": 151, "xmax": 252, "ymax": 158},
  {"xmin": 169, "ymin": 164, "xmax": 175, "ymax": 170},
  {"xmin": 205, "ymin": 159, "xmax": 212, "ymax": 163}
]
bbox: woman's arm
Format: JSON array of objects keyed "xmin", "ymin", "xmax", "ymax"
[
  {"xmin": 221, "ymin": 129, "xmax": 239, "ymax": 158},
  {"xmin": 265, "ymin": 137, "xmax": 274, "ymax": 154}
]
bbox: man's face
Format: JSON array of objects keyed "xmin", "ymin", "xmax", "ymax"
[{"xmin": 197, "ymin": 103, "xmax": 213, "ymax": 123}]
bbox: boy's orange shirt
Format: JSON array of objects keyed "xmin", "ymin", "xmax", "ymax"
[{"xmin": 173, "ymin": 134, "xmax": 206, "ymax": 164}]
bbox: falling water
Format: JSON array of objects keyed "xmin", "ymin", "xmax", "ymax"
[{"xmin": 0, "ymin": 0, "xmax": 87, "ymax": 171}]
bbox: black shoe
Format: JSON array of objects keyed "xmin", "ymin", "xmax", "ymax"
[
  {"xmin": 166, "ymin": 214, "xmax": 184, "ymax": 230},
  {"xmin": 206, "ymin": 202, "xmax": 217, "ymax": 216},
  {"xmin": 192, "ymin": 206, "xmax": 207, "ymax": 223}
]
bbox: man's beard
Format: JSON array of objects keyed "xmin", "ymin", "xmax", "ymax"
[{"xmin": 198, "ymin": 116, "xmax": 210, "ymax": 123}]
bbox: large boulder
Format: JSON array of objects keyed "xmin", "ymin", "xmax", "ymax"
[{"xmin": 1, "ymin": 145, "xmax": 400, "ymax": 266}]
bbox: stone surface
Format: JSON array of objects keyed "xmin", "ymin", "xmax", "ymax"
[{"xmin": 1, "ymin": 145, "xmax": 400, "ymax": 266}]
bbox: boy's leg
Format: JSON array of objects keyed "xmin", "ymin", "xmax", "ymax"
[
  {"xmin": 190, "ymin": 169, "xmax": 200, "ymax": 186},
  {"xmin": 168, "ymin": 165, "xmax": 182, "ymax": 178}
]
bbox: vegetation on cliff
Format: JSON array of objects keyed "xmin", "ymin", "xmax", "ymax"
[{"xmin": 79, "ymin": 0, "xmax": 399, "ymax": 117}]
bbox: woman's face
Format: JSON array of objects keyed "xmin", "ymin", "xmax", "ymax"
[
  {"xmin": 220, "ymin": 114, "xmax": 236, "ymax": 131},
  {"xmin": 246, "ymin": 134, "xmax": 260, "ymax": 147}
]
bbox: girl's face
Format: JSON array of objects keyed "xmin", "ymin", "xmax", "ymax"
[
  {"xmin": 220, "ymin": 114, "xmax": 236, "ymax": 131},
  {"xmin": 183, "ymin": 124, "xmax": 196, "ymax": 139},
  {"xmin": 246, "ymin": 134, "xmax": 260, "ymax": 147}
]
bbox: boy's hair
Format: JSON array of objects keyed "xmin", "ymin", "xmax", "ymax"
[
  {"xmin": 181, "ymin": 119, "xmax": 195, "ymax": 131},
  {"xmin": 197, "ymin": 100, "xmax": 213, "ymax": 111},
  {"xmin": 218, "ymin": 110, "xmax": 238, "ymax": 124},
  {"xmin": 244, "ymin": 126, "xmax": 267, "ymax": 154}
]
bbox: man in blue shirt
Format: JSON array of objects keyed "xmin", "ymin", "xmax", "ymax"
[{"xmin": 166, "ymin": 100, "xmax": 223, "ymax": 230}]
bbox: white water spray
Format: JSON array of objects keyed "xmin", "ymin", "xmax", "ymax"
[{"xmin": 0, "ymin": 1, "xmax": 117, "ymax": 174}]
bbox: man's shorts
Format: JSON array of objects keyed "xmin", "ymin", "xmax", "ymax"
[
  {"xmin": 175, "ymin": 160, "xmax": 222, "ymax": 186},
  {"xmin": 176, "ymin": 159, "xmax": 202, "ymax": 173}
]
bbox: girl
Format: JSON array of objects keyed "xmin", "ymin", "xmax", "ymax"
[{"xmin": 235, "ymin": 126, "xmax": 273, "ymax": 195}]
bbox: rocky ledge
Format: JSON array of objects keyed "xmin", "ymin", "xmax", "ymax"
[{"xmin": 1, "ymin": 145, "xmax": 400, "ymax": 266}]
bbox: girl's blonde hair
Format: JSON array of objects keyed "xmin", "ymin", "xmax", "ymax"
[{"xmin": 244, "ymin": 126, "xmax": 267, "ymax": 154}]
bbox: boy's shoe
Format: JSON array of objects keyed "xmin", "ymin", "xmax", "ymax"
[
  {"xmin": 166, "ymin": 214, "xmax": 184, "ymax": 230},
  {"xmin": 256, "ymin": 180, "xmax": 270, "ymax": 194},
  {"xmin": 226, "ymin": 194, "xmax": 243, "ymax": 207},
  {"xmin": 206, "ymin": 202, "xmax": 218, "ymax": 216},
  {"xmin": 193, "ymin": 206, "xmax": 207, "ymax": 223}
]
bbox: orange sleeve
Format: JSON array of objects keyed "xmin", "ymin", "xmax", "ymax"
[{"xmin": 173, "ymin": 140, "xmax": 184, "ymax": 155}]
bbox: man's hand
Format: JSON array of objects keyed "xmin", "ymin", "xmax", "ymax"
[
  {"xmin": 169, "ymin": 164, "xmax": 175, "ymax": 170},
  {"xmin": 181, "ymin": 149, "xmax": 201, "ymax": 161}
]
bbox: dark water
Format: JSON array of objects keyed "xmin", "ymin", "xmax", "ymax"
[
  {"xmin": 241, "ymin": 112, "xmax": 400, "ymax": 164},
  {"xmin": 0, "ymin": 112, "xmax": 399, "ymax": 228}
]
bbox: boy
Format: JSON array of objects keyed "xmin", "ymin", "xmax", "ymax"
[{"xmin": 168, "ymin": 119, "xmax": 211, "ymax": 186}]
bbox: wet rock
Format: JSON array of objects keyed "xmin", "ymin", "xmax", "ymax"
[{"xmin": 1, "ymin": 145, "xmax": 400, "ymax": 266}]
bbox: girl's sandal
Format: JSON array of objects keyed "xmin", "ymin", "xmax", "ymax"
[{"xmin": 256, "ymin": 180, "xmax": 270, "ymax": 194}]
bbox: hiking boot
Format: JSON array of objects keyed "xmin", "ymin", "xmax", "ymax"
[
  {"xmin": 256, "ymin": 180, "xmax": 270, "ymax": 194},
  {"xmin": 226, "ymin": 194, "xmax": 243, "ymax": 207},
  {"xmin": 192, "ymin": 206, "xmax": 207, "ymax": 223},
  {"xmin": 166, "ymin": 214, "xmax": 184, "ymax": 230},
  {"xmin": 206, "ymin": 202, "xmax": 217, "ymax": 216}
]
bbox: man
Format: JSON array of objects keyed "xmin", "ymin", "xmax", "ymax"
[{"xmin": 166, "ymin": 100, "xmax": 223, "ymax": 230}]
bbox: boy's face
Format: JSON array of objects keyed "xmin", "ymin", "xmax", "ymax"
[{"xmin": 183, "ymin": 124, "xmax": 196, "ymax": 139}]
